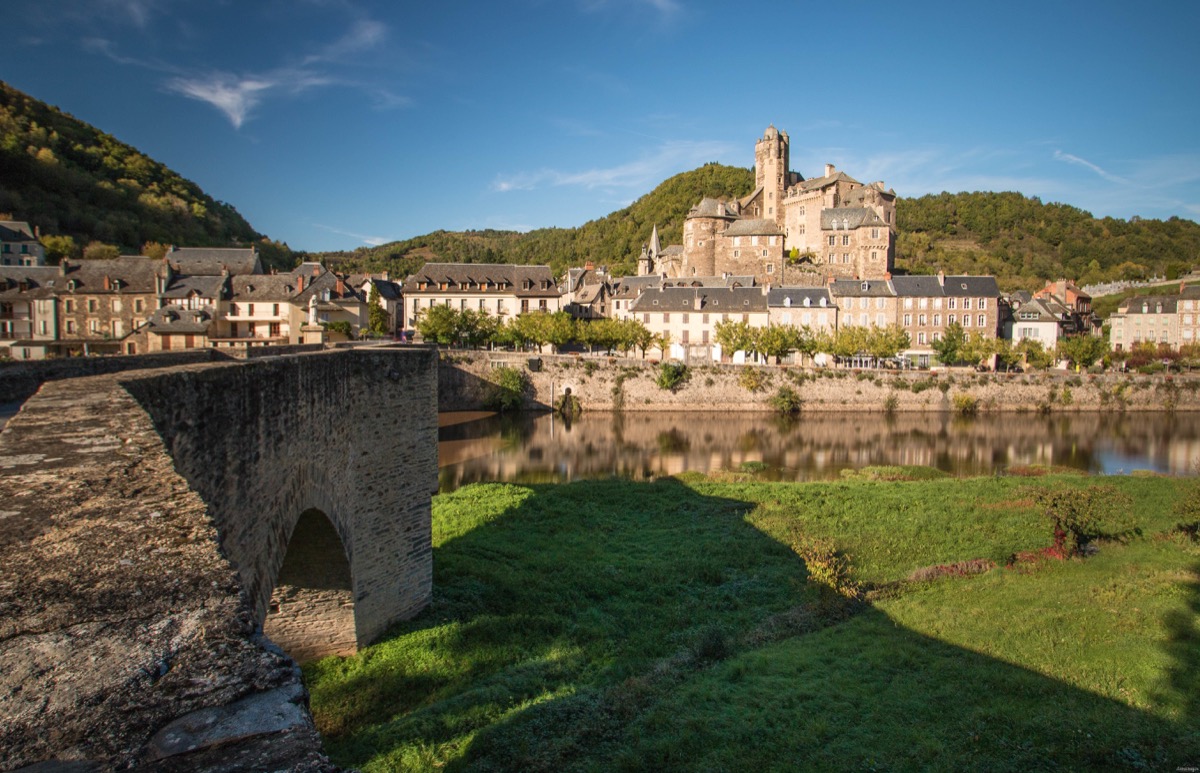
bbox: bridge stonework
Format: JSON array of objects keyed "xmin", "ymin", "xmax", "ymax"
[{"xmin": 0, "ymin": 347, "xmax": 437, "ymax": 771}]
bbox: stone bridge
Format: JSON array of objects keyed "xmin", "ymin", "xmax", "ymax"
[{"xmin": 0, "ymin": 347, "xmax": 437, "ymax": 771}]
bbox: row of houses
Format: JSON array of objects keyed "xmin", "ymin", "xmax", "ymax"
[
  {"xmin": 1108, "ymin": 284, "xmax": 1200, "ymax": 351},
  {"xmin": 0, "ymin": 246, "xmax": 402, "ymax": 360},
  {"xmin": 406, "ymin": 262, "xmax": 1106, "ymax": 366}
]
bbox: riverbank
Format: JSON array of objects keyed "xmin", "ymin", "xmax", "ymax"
[
  {"xmin": 304, "ymin": 472, "xmax": 1200, "ymax": 771},
  {"xmin": 439, "ymin": 350, "xmax": 1200, "ymax": 413}
]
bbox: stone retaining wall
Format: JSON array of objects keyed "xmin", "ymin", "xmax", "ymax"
[{"xmin": 440, "ymin": 351, "xmax": 1200, "ymax": 413}]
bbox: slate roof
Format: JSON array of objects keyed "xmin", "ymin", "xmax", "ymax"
[
  {"xmin": 231, "ymin": 274, "xmax": 302, "ymax": 302},
  {"xmin": 723, "ymin": 219, "xmax": 783, "ymax": 237},
  {"xmin": 146, "ymin": 305, "xmax": 216, "ymax": 335},
  {"xmin": 767, "ymin": 287, "xmax": 834, "ymax": 308},
  {"xmin": 610, "ymin": 275, "xmax": 664, "ymax": 301},
  {"xmin": 402, "ymin": 263, "xmax": 560, "ymax": 298},
  {"xmin": 1180, "ymin": 284, "xmax": 1200, "ymax": 301},
  {"xmin": 942, "ymin": 276, "xmax": 1000, "ymax": 297},
  {"xmin": 363, "ymin": 277, "xmax": 402, "ymax": 302},
  {"xmin": 1120, "ymin": 295, "xmax": 1179, "ymax": 315},
  {"xmin": 0, "ymin": 266, "xmax": 61, "ymax": 300},
  {"xmin": 686, "ymin": 198, "xmax": 739, "ymax": 220},
  {"xmin": 820, "ymin": 207, "xmax": 887, "ymax": 230},
  {"xmin": 0, "ymin": 221, "xmax": 38, "ymax": 241},
  {"xmin": 167, "ymin": 247, "xmax": 262, "ymax": 276},
  {"xmin": 796, "ymin": 170, "xmax": 861, "ymax": 192},
  {"xmin": 829, "ymin": 278, "xmax": 895, "ymax": 298},
  {"xmin": 888, "ymin": 275, "xmax": 999, "ymax": 298},
  {"xmin": 161, "ymin": 275, "xmax": 227, "ymax": 300},
  {"xmin": 630, "ymin": 286, "xmax": 767, "ymax": 313},
  {"xmin": 1011, "ymin": 298, "xmax": 1060, "ymax": 323},
  {"xmin": 58, "ymin": 258, "xmax": 160, "ymax": 294}
]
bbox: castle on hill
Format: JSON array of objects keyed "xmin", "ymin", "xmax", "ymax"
[{"xmin": 638, "ymin": 126, "xmax": 896, "ymax": 285}]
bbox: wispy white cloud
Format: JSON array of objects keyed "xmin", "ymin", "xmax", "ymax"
[
  {"xmin": 1053, "ymin": 149, "xmax": 1131, "ymax": 185},
  {"xmin": 579, "ymin": 0, "xmax": 682, "ymax": 18},
  {"xmin": 166, "ymin": 74, "xmax": 278, "ymax": 129},
  {"xmin": 100, "ymin": 0, "xmax": 162, "ymax": 28},
  {"xmin": 492, "ymin": 139, "xmax": 736, "ymax": 193},
  {"xmin": 93, "ymin": 8, "xmax": 401, "ymax": 129},
  {"xmin": 314, "ymin": 223, "xmax": 394, "ymax": 247}
]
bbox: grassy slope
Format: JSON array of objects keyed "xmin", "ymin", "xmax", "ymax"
[{"xmin": 304, "ymin": 474, "xmax": 1200, "ymax": 771}]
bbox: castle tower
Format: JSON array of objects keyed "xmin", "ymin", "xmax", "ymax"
[{"xmin": 755, "ymin": 126, "xmax": 789, "ymax": 227}]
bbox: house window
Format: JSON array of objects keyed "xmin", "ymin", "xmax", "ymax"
[
  {"xmin": 66, "ymin": 320, "xmax": 75, "ymax": 334},
  {"xmin": 65, "ymin": 299, "xmax": 74, "ymax": 313},
  {"xmin": 733, "ymin": 250, "xmax": 740, "ymax": 258},
  {"xmin": 948, "ymin": 314, "xmax": 956, "ymax": 325},
  {"xmin": 871, "ymin": 251, "xmax": 878, "ymax": 261},
  {"xmin": 903, "ymin": 313, "xmax": 912, "ymax": 326},
  {"xmin": 918, "ymin": 314, "xmax": 927, "ymax": 326},
  {"xmin": 643, "ymin": 313, "xmax": 649, "ymax": 324},
  {"xmin": 978, "ymin": 314, "xmax": 986, "ymax": 328},
  {"xmin": 947, "ymin": 298, "xmax": 956, "ymax": 310},
  {"xmin": 842, "ymin": 235, "xmax": 850, "ymax": 246},
  {"xmin": 663, "ymin": 313, "xmax": 670, "ymax": 323},
  {"xmin": 87, "ymin": 299, "xmax": 97, "ymax": 313},
  {"xmin": 89, "ymin": 319, "xmax": 99, "ymax": 334},
  {"xmin": 933, "ymin": 314, "xmax": 941, "ymax": 326},
  {"xmin": 270, "ymin": 322, "xmax": 281, "ymax": 337},
  {"xmin": 766, "ymin": 263, "xmax": 775, "ymax": 274},
  {"xmin": 135, "ymin": 299, "xmax": 145, "ymax": 313},
  {"xmin": 248, "ymin": 303, "xmax": 255, "ymax": 316},
  {"xmin": 904, "ymin": 298, "xmax": 913, "ymax": 310},
  {"xmin": 871, "ymin": 228, "xmax": 880, "ymax": 238},
  {"xmin": 828, "ymin": 236, "xmax": 836, "ymax": 246},
  {"xmin": 112, "ymin": 299, "xmax": 121, "ymax": 312},
  {"xmin": 682, "ymin": 313, "xmax": 690, "ymax": 323},
  {"xmin": 979, "ymin": 299, "xmax": 988, "ymax": 310},
  {"xmin": 842, "ymin": 253, "xmax": 850, "ymax": 264},
  {"xmin": 963, "ymin": 315, "xmax": 972, "ymax": 327},
  {"xmin": 963, "ymin": 298, "xmax": 972, "ymax": 310},
  {"xmin": 539, "ymin": 300, "xmax": 548, "ymax": 311},
  {"xmin": 273, "ymin": 303, "xmax": 280, "ymax": 316},
  {"xmin": 918, "ymin": 332, "xmax": 926, "ymax": 345}
]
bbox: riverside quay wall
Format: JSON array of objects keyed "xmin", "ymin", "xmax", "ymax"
[
  {"xmin": 0, "ymin": 346, "xmax": 437, "ymax": 771},
  {"xmin": 439, "ymin": 351, "xmax": 1200, "ymax": 413}
]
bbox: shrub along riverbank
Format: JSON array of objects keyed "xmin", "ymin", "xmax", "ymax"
[{"xmin": 304, "ymin": 471, "xmax": 1200, "ymax": 771}]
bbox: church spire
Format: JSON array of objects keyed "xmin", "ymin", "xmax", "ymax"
[{"xmin": 649, "ymin": 224, "xmax": 661, "ymax": 257}]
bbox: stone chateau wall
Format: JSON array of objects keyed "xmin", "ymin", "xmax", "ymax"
[
  {"xmin": 440, "ymin": 351, "xmax": 1200, "ymax": 413},
  {"xmin": 0, "ymin": 346, "xmax": 437, "ymax": 771}
]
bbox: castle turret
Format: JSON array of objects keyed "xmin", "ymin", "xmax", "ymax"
[{"xmin": 755, "ymin": 126, "xmax": 789, "ymax": 227}]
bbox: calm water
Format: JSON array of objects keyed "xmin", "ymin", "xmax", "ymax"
[{"xmin": 438, "ymin": 410, "xmax": 1200, "ymax": 492}]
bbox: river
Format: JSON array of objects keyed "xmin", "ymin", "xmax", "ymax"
[{"xmin": 438, "ymin": 410, "xmax": 1200, "ymax": 492}]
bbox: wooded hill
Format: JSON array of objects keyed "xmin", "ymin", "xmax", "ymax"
[
  {"xmin": 0, "ymin": 81, "xmax": 284, "ymax": 264},
  {"xmin": 316, "ymin": 170, "xmax": 1200, "ymax": 291},
  {"xmin": 317, "ymin": 163, "xmax": 756, "ymax": 279}
]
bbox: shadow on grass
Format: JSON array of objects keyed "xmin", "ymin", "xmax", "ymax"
[{"xmin": 304, "ymin": 478, "xmax": 1200, "ymax": 772}]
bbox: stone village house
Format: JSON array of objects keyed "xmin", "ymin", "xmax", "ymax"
[{"xmin": 401, "ymin": 263, "xmax": 562, "ymax": 333}]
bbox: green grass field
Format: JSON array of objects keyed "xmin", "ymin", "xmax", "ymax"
[{"xmin": 304, "ymin": 472, "xmax": 1200, "ymax": 771}]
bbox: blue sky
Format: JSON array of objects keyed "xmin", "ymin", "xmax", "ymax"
[{"xmin": 5, "ymin": 0, "xmax": 1200, "ymax": 252}]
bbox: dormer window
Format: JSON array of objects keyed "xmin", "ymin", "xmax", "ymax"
[
  {"xmin": 802, "ymin": 297, "xmax": 810, "ymax": 307},
  {"xmin": 861, "ymin": 281, "xmax": 869, "ymax": 291}
]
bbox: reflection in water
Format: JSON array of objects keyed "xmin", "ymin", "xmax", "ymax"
[{"xmin": 438, "ymin": 411, "xmax": 1200, "ymax": 492}]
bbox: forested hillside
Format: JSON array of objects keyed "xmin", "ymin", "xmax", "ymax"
[
  {"xmin": 319, "ymin": 163, "xmax": 756, "ymax": 278},
  {"xmin": 0, "ymin": 81, "xmax": 287, "ymax": 264},
  {"xmin": 897, "ymin": 191, "xmax": 1200, "ymax": 290},
  {"xmin": 317, "ymin": 176, "xmax": 1200, "ymax": 291}
]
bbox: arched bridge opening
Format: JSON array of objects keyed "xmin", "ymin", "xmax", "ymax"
[{"xmin": 264, "ymin": 508, "xmax": 357, "ymax": 663}]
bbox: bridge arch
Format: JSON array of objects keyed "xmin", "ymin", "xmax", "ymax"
[{"xmin": 264, "ymin": 507, "xmax": 357, "ymax": 662}]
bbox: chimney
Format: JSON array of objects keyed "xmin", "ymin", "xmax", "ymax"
[
  {"xmin": 825, "ymin": 163, "xmax": 835, "ymax": 177},
  {"xmin": 312, "ymin": 265, "xmax": 321, "ymax": 277},
  {"xmin": 381, "ymin": 270, "xmax": 389, "ymax": 281},
  {"xmin": 297, "ymin": 274, "xmax": 305, "ymax": 292},
  {"xmin": 335, "ymin": 276, "xmax": 345, "ymax": 296},
  {"xmin": 884, "ymin": 271, "xmax": 892, "ymax": 280},
  {"xmin": 584, "ymin": 261, "xmax": 594, "ymax": 271},
  {"xmin": 103, "ymin": 275, "xmax": 111, "ymax": 291},
  {"xmin": 936, "ymin": 270, "xmax": 945, "ymax": 287},
  {"xmin": 59, "ymin": 258, "xmax": 69, "ymax": 276}
]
